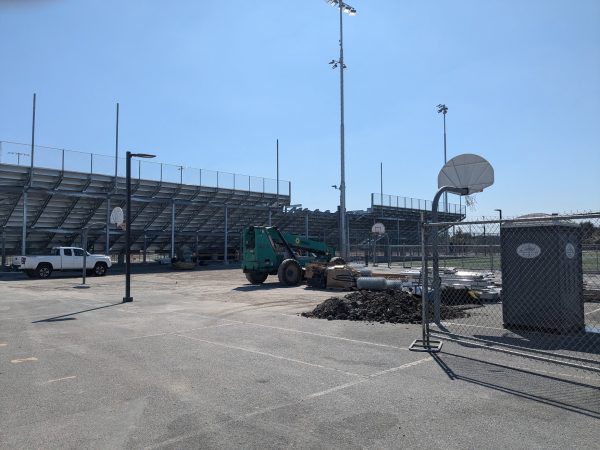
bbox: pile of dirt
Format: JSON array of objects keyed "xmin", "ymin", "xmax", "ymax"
[{"xmin": 302, "ymin": 289, "xmax": 471, "ymax": 324}]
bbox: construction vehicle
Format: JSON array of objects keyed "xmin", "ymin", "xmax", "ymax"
[{"xmin": 241, "ymin": 226, "xmax": 343, "ymax": 285}]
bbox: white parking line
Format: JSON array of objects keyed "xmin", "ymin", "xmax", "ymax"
[
  {"xmin": 11, "ymin": 357, "xmax": 37, "ymax": 364},
  {"xmin": 175, "ymin": 333, "xmax": 364, "ymax": 378},
  {"xmin": 307, "ymin": 357, "xmax": 432, "ymax": 399},
  {"xmin": 235, "ymin": 321, "xmax": 410, "ymax": 351},
  {"xmin": 585, "ymin": 306, "xmax": 600, "ymax": 316},
  {"xmin": 127, "ymin": 322, "xmax": 241, "ymax": 341},
  {"xmin": 45, "ymin": 376, "xmax": 76, "ymax": 384}
]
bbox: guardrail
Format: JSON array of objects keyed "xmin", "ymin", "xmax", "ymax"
[
  {"xmin": 0, "ymin": 140, "xmax": 291, "ymax": 196},
  {"xmin": 372, "ymin": 193, "xmax": 466, "ymax": 215}
]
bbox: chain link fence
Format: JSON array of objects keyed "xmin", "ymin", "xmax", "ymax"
[{"xmin": 420, "ymin": 213, "xmax": 600, "ymax": 372}]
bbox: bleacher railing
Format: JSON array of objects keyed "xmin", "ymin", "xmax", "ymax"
[
  {"xmin": 0, "ymin": 141, "xmax": 291, "ymax": 196},
  {"xmin": 372, "ymin": 193, "xmax": 466, "ymax": 215}
]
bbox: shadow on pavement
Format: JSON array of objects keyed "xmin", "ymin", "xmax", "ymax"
[
  {"xmin": 432, "ymin": 352, "xmax": 600, "ymax": 419},
  {"xmin": 32, "ymin": 303, "xmax": 123, "ymax": 323},
  {"xmin": 233, "ymin": 283, "xmax": 299, "ymax": 291}
]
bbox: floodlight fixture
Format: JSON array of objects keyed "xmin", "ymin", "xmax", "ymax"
[
  {"xmin": 326, "ymin": 0, "xmax": 356, "ymax": 15},
  {"xmin": 437, "ymin": 104, "xmax": 448, "ymax": 115}
]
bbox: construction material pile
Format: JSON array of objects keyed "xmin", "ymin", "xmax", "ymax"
[{"xmin": 302, "ymin": 289, "xmax": 471, "ymax": 323}]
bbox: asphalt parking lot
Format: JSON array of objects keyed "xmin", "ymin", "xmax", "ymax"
[{"xmin": 1, "ymin": 267, "xmax": 599, "ymax": 449}]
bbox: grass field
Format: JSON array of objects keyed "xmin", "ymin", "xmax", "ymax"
[{"xmin": 388, "ymin": 251, "xmax": 600, "ymax": 274}]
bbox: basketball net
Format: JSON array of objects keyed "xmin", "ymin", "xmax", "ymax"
[{"xmin": 464, "ymin": 194, "xmax": 478, "ymax": 211}]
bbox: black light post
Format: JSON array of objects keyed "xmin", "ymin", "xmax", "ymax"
[
  {"xmin": 494, "ymin": 208, "xmax": 503, "ymax": 221},
  {"xmin": 123, "ymin": 151, "xmax": 155, "ymax": 303}
]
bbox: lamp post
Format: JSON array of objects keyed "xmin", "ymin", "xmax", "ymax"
[
  {"xmin": 326, "ymin": 0, "xmax": 356, "ymax": 259},
  {"xmin": 123, "ymin": 151, "xmax": 156, "ymax": 303},
  {"xmin": 437, "ymin": 104, "xmax": 448, "ymax": 212},
  {"xmin": 494, "ymin": 208, "xmax": 502, "ymax": 221}
]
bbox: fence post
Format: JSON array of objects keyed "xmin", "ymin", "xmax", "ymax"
[{"xmin": 420, "ymin": 214, "xmax": 429, "ymax": 347}]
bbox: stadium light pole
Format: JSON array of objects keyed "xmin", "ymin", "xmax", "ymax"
[
  {"xmin": 123, "ymin": 151, "xmax": 156, "ymax": 303},
  {"xmin": 437, "ymin": 104, "xmax": 448, "ymax": 212},
  {"xmin": 326, "ymin": 0, "xmax": 356, "ymax": 259}
]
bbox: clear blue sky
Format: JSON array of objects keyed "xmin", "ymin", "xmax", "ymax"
[{"xmin": 1, "ymin": 0, "xmax": 599, "ymax": 218}]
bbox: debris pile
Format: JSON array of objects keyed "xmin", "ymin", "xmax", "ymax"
[
  {"xmin": 440, "ymin": 287, "xmax": 481, "ymax": 305},
  {"xmin": 302, "ymin": 289, "xmax": 472, "ymax": 323}
]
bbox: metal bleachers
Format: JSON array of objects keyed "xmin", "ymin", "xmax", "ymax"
[{"xmin": 0, "ymin": 141, "xmax": 465, "ymax": 263}]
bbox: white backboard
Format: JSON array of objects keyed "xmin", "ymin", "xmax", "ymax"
[
  {"xmin": 371, "ymin": 223, "xmax": 385, "ymax": 234},
  {"xmin": 438, "ymin": 154, "xmax": 494, "ymax": 194},
  {"xmin": 110, "ymin": 207, "xmax": 124, "ymax": 225}
]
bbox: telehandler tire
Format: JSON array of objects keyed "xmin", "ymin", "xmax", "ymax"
[
  {"xmin": 245, "ymin": 271, "xmax": 268, "ymax": 284},
  {"xmin": 329, "ymin": 256, "xmax": 346, "ymax": 266},
  {"xmin": 277, "ymin": 259, "xmax": 302, "ymax": 286}
]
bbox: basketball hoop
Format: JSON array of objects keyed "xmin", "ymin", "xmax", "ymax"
[{"xmin": 111, "ymin": 207, "xmax": 126, "ymax": 230}]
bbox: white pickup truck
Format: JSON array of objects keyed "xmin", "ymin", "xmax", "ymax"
[{"xmin": 13, "ymin": 247, "xmax": 112, "ymax": 279}]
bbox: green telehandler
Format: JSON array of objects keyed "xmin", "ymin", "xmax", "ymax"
[{"xmin": 241, "ymin": 226, "xmax": 343, "ymax": 285}]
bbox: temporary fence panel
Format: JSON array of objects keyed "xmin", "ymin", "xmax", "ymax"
[{"xmin": 422, "ymin": 213, "xmax": 600, "ymax": 372}]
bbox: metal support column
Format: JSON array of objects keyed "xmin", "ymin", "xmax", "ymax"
[
  {"xmin": 143, "ymin": 234, "xmax": 147, "ymax": 264},
  {"xmin": 105, "ymin": 197, "xmax": 111, "ymax": 255},
  {"xmin": 1, "ymin": 227, "xmax": 6, "ymax": 268},
  {"xmin": 305, "ymin": 213, "xmax": 309, "ymax": 238},
  {"xmin": 224, "ymin": 206, "xmax": 228, "ymax": 265},
  {"xmin": 431, "ymin": 186, "xmax": 468, "ymax": 324},
  {"xmin": 21, "ymin": 190, "xmax": 27, "ymax": 255},
  {"xmin": 268, "ymin": 210, "xmax": 272, "ymax": 226},
  {"xmin": 171, "ymin": 202, "xmax": 175, "ymax": 259}
]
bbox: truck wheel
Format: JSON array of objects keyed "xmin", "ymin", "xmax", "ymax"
[
  {"xmin": 245, "ymin": 271, "xmax": 268, "ymax": 284},
  {"xmin": 93, "ymin": 262, "xmax": 107, "ymax": 276},
  {"xmin": 329, "ymin": 257, "xmax": 346, "ymax": 266},
  {"xmin": 36, "ymin": 263, "xmax": 53, "ymax": 279},
  {"xmin": 277, "ymin": 259, "xmax": 302, "ymax": 286}
]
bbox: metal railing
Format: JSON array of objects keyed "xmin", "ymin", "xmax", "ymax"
[
  {"xmin": 372, "ymin": 193, "xmax": 466, "ymax": 215},
  {"xmin": 0, "ymin": 141, "xmax": 291, "ymax": 196}
]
